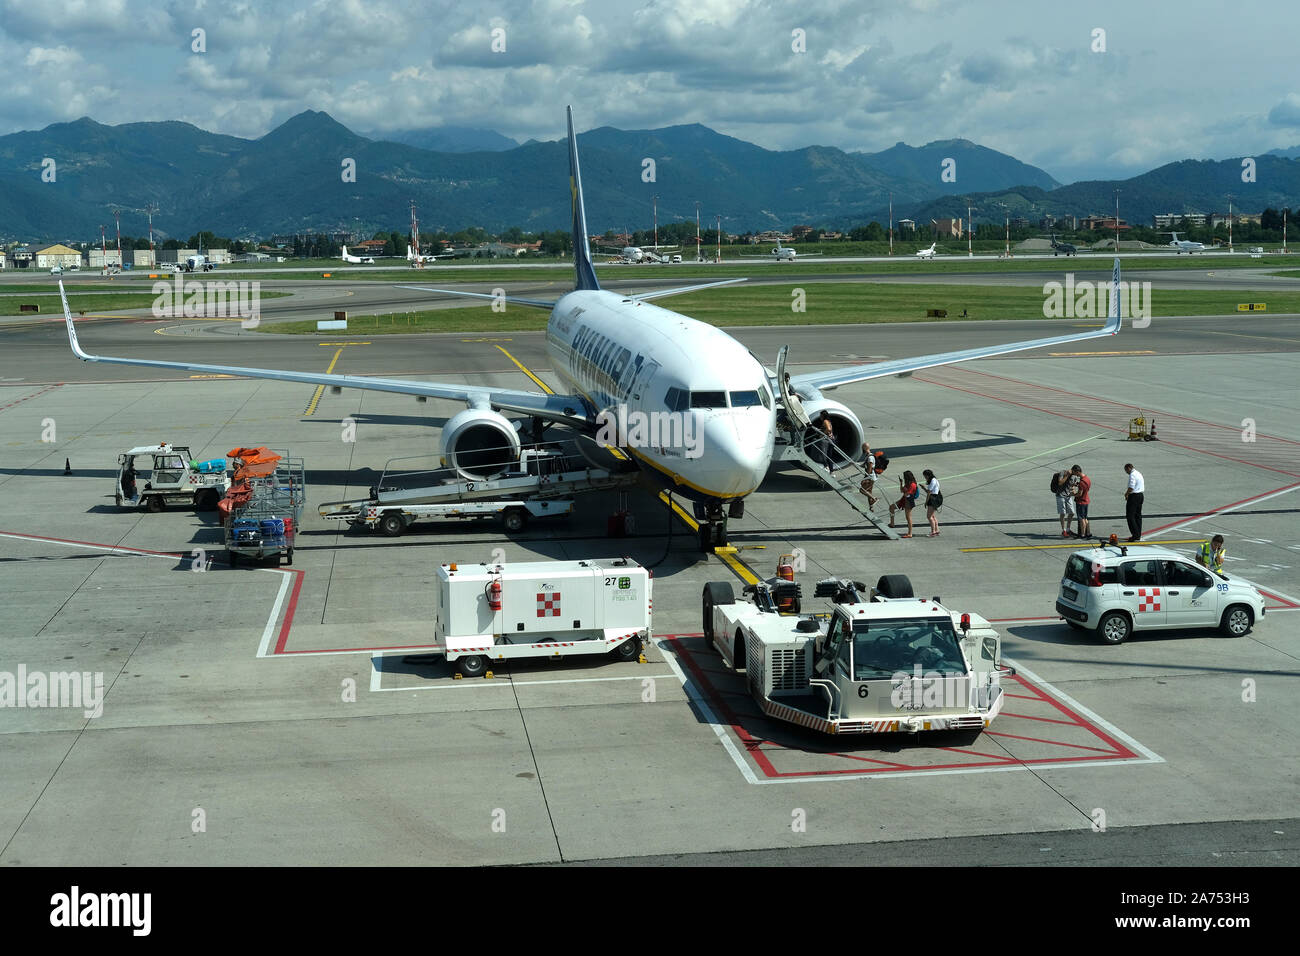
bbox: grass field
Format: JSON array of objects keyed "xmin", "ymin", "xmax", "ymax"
[
  {"xmin": 259, "ymin": 282, "xmax": 1300, "ymax": 335},
  {"xmin": 0, "ymin": 289, "xmax": 289, "ymax": 316}
]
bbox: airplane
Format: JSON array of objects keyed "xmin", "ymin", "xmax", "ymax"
[
  {"xmin": 599, "ymin": 244, "xmax": 679, "ymax": 264},
  {"xmin": 1165, "ymin": 231, "xmax": 1205, "ymax": 254},
  {"xmin": 1046, "ymin": 234, "xmax": 1077, "ymax": 257},
  {"xmin": 741, "ymin": 237, "xmax": 820, "ymax": 261},
  {"xmin": 406, "ymin": 244, "xmax": 458, "ymax": 266},
  {"xmin": 915, "ymin": 242, "xmax": 938, "ymax": 259},
  {"xmin": 341, "ymin": 245, "xmax": 375, "ymax": 265},
  {"xmin": 60, "ymin": 107, "xmax": 1125, "ymax": 550}
]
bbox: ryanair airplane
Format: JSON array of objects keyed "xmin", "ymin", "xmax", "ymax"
[{"xmin": 63, "ymin": 107, "xmax": 1122, "ymax": 545}]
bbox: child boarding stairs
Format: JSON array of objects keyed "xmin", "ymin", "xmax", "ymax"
[{"xmin": 776, "ymin": 349, "xmax": 899, "ymax": 542}]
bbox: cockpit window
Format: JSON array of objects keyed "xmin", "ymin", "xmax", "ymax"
[
  {"xmin": 690, "ymin": 391, "xmax": 727, "ymax": 409},
  {"xmin": 729, "ymin": 390, "xmax": 763, "ymax": 408},
  {"xmin": 664, "ymin": 387, "xmax": 688, "ymax": 412}
]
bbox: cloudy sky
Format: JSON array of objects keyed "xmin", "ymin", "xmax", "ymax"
[{"xmin": 2, "ymin": 0, "xmax": 1296, "ymax": 183}]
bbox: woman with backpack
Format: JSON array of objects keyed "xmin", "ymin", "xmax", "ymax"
[
  {"xmin": 889, "ymin": 469, "xmax": 919, "ymax": 537},
  {"xmin": 923, "ymin": 468, "xmax": 943, "ymax": 536}
]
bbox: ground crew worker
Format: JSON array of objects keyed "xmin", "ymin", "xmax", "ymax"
[{"xmin": 1196, "ymin": 535, "xmax": 1226, "ymax": 573}]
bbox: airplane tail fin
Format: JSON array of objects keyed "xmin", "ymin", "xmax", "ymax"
[{"xmin": 566, "ymin": 106, "xmax": 600, "ymax": 292}]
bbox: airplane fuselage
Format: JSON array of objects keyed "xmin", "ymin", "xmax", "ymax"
[{"xmin": 544, "ymin": 290, "xmax": 775, "ymax": 501}]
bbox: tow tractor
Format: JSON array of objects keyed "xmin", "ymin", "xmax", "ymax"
[
  {"xmin": 114, "ymin": 443, "xmax": 229, "ymax": 512},
  {"xmin": 433, "ymin": 558, "xmax": 651, "ymax": 677},
  {"xmin": 701, "ymin": 569, "xmax": 1014, "ymax": 735}
]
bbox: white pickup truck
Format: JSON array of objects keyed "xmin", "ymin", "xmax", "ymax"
[{"xmin": 702, "ymin": 572, "xmax": 1014, "ymax": 735}]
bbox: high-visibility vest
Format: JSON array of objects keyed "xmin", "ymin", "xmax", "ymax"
[{"xmin": 1198, "ymin": 541, "xmax": 1224, "ymax": 571}]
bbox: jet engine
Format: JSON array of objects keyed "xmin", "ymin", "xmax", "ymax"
[
  {"xmin": 440, "ymin": 408, "xmax": 522, "ymax": 479},
  {"xmin": 802, "ymin": 397, "xmax": 865, "ymax": 461}
]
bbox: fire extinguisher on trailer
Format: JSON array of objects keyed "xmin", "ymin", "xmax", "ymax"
[{"xmin": 486, "ymin": 576, "xmax": 502, "ymax": 611}]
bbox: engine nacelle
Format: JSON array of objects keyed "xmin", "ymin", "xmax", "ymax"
[
  {"xmin": 802, "ymin": 397, "xmax": 865, "ymax": 461},
  {"xmin": 440, "ymin": 408, "xmax": 522, "ymax": 480}
]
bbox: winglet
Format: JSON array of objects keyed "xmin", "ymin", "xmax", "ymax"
[
  {"xmin": 1105, "ymin": 256, "xmax": 1123, "ymax": 334},
  {"xmin": 60, "ymin": 281, "xmax": 93, "ymax": 361},
  {"xmin": 566, "ymin": 106, "xmax": 600, "ymax": 292}
]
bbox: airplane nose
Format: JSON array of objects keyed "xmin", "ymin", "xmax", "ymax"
[{"xmin": 697, "ymin": 413, "xmax": 773, "ymax": 496}]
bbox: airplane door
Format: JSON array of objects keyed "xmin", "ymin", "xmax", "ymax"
[
  {"xmin": 775, "ymin": 345, "xmax": 811, "ymax": 429},
  {"xmin": 630, "ymin": 358, "xmax": 659, "ymax": 404}
]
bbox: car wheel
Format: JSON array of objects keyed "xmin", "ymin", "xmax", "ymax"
[
  {"xmin": 1219, "ymin": 604, "xmax": 1252, "ymax": 637},
  {"xmin": 1097, "ymin": 611, "xmax": 1131, "ymax": 645},
  {"xmin": 146, "ymin": 495, "xmax": 164, "ymax": 513}
]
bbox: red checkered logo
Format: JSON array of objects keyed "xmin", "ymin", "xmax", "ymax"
[
  {"xmin": 1136, "ymin": 588, "xmax": 1161, "ymax": 612},
  {"xmin": 536, "ymin": 591, "xmax": 561, "ymax": 617}
]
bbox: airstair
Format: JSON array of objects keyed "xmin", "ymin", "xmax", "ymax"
[{"xmin": 772, "ymin": 347, "xmax": 900, "ymax": 541}]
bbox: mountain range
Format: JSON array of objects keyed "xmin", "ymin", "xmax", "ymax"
[{"xmin": 0, "ymin": 110, "xmax": 1294, "ymax": 242}]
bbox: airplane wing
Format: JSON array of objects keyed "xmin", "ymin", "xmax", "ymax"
[
  {"xmin": 629, "ymin": 278, "xmax": 746, "ymax": 301},
  {"xmin": 789, "ymin": 258, "xmax": 1124, "ymax": 393},
  {"xmin": 58, "ymin": 282, "xmax": 591, "ymax": 425}
]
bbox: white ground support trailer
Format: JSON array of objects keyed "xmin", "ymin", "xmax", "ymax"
[
  {"xmin": 434, "ymin": 558, "xmax": 651, "ymax": 677},
  {"xmin": 702, "ymin": 572, "xmax": 1014, "ymax": 735},
  {"xmin": 318, "ymin": 442, "xmax": 635, "ymax": 537},
  {"xmin": 114, "ymin": 443, "xmax": 229, "ymax": 513}
]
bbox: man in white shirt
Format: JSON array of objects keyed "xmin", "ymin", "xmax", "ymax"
[{"xmin": 1123, "ymin": 463, "xmax": 1145, "ymax": 541}]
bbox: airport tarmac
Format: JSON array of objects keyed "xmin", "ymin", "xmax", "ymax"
[{"xmin": 1, "ymin": 293, "xmax": 1298, "ymax": 865}]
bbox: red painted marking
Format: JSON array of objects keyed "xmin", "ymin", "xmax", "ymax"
[
  {"xmin": 1143, "ymin": 480, "xmax": 1300, "ymax": 535},
  {"xmin": 982, "ymin": 731, "xmax": 1120, "ymax": 754},
  {"xmin": 914, "ymin": 368, "xmax": 1300, "ymax": 478},
  {"xmin": 272, "ymin": 569, "xmax": 306, "ymax": 654},
  {"xmin": 0, "ymin": 384, "xmax": 62, "ymax": 414},
  {"xmin": 668, "ymin": 636, "xmax": 1138, "ymax": 778}
]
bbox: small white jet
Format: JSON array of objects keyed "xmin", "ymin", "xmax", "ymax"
[
  {"xmin": 915, "ymin": 242, "xmax": 938, "ymax": 259},
  {"xmin": 743, "ymin": 238, "xmax": 820, "ymax": 261},
  {"xmin": 61, "ymin": 107, "xmax": 1126, "ymax": 550},
  {"xmin": 341, "ymin": 245, "xmax": 375, "ymax": 265},
  {"xmin": 1165, "ymin": 232, "xmax": 1205, "ymax": 254},
  {"xmin": 407, "ymin": 244, "xmax": 458, "ymax": 266}
]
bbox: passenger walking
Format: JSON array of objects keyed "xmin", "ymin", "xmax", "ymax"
[
  {"xmin": 1123, "ymin": 463, "xmax": 1145, "ymax": 541},
  {"xmin": 923, "ymin": 469, "xmax": 942, "ymax": 536},
  {"xmin": 889, "ymin": 469, "xmax": 919, "ymax": 538},
  {"xmin": 1071, "ymin": 464, "xmax": 1092, "ymax": 538},
  {"xmin": 858, "ymin": 442, "xmax": 878, "ymax": 508},
  {"xmin": 1051, "ymin": 469, "xmax": 1075, "ymax": 537}
]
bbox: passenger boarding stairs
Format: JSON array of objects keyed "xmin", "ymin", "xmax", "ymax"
[{"xmin": 773, "ymin": 348, "xmax": 899, "ymax": 541}]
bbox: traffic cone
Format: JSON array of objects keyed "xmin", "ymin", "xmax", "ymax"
[{"xmin": 64, "ymin": 458, "xmax": 71, "ymax": 475}]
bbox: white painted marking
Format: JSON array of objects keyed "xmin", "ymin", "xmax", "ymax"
[
  {"xmin": 255, "ymin": 570, "xmax": 294, "ymax": 659},
  {"xmin": 0, "ymin": 531, "xmax": 297, "ymax": 660},
  {"xmin": 654, "ymin": 639, "xmax": 760, "ymax": 785},
  {"xmin": 368, "ymin": 653, "xmax": 676, "ymax": 692}
]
